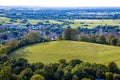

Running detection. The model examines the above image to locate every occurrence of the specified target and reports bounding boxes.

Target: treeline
[2,8,120,20]
[1,28,120,80]
[62,28,120,46]
[0,32,46,62]
[1,58,120,80]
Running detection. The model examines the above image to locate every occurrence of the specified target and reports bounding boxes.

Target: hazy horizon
[0,0,120,7]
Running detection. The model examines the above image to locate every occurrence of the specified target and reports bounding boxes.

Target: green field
[0,17,10,24]
[10,41,120,67]
[70,19,120,28]
[1,16,120,29]
[67,19,120,28]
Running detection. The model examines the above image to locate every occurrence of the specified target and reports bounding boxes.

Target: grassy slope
[10,41,120,66]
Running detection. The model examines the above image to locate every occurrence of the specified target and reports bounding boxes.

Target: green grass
[28,20,43,24]
[65,19,120,28]
[10,41,120,67]
[0,17,10,24]
[48,20,63,24]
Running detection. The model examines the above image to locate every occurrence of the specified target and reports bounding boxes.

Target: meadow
[68,19,120,28]
[10,41,120,67]
[0,17,63,24]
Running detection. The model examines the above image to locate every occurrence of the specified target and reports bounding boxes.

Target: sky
[0,0,120,7]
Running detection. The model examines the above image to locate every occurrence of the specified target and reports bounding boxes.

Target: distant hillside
[10,41,120,67]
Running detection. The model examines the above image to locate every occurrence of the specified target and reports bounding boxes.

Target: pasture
[68,19,120,28]
[10,41,120,67]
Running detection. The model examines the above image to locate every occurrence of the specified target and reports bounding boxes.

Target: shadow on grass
[9,42,49,58]
[9,47,31,58]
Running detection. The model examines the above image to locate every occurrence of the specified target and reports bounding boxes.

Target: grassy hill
[10,41,120,67]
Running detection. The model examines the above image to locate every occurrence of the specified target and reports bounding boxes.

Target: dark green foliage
[0,66,12,80]
[30,74,45,80]
[22,32,41,44]
[54,69,64,80]
[117,38,120,46]
[89,35,96,43]
[110,38,118,46]
[14,58,28,74]
[107,62,119,73]
[1,58,120,80]
[4,58,28,74]
[62,70,72,80]
[0,46,10,54]
[42,64,58,80]
[5,39,20,52]
[69,59,82,67]
[79,34,89,42]
[71,62,93,79]
[11,74,21,80]
[71,62,107,79]
[58,59,67,65]
[30,62,44,71]
[19,68,33,80]
[62,28,78,40]
[72,75,79,80]
[106,34,115,45]
[97,35,106,44]
[0,53,8,62]
[105,72,113,80]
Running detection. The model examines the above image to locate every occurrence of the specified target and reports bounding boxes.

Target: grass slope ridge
[10,41,120,66]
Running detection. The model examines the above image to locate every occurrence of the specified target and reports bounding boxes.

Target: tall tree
[97,35,106,44]
[21,32,41,45]
[117,38,120,46]
[62,28,78,40]
[89,35,96,43]
[107,62,119,73]
[106,34,115,45]
[110,38,118,46]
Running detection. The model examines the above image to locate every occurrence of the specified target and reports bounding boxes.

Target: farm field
[68,19,120,28]
[10,41,120,67]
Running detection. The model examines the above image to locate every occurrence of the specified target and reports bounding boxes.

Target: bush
[105,72,113,80]
[30,74,45,80]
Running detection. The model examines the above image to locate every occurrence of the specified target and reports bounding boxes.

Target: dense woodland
[1,57,120,80]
